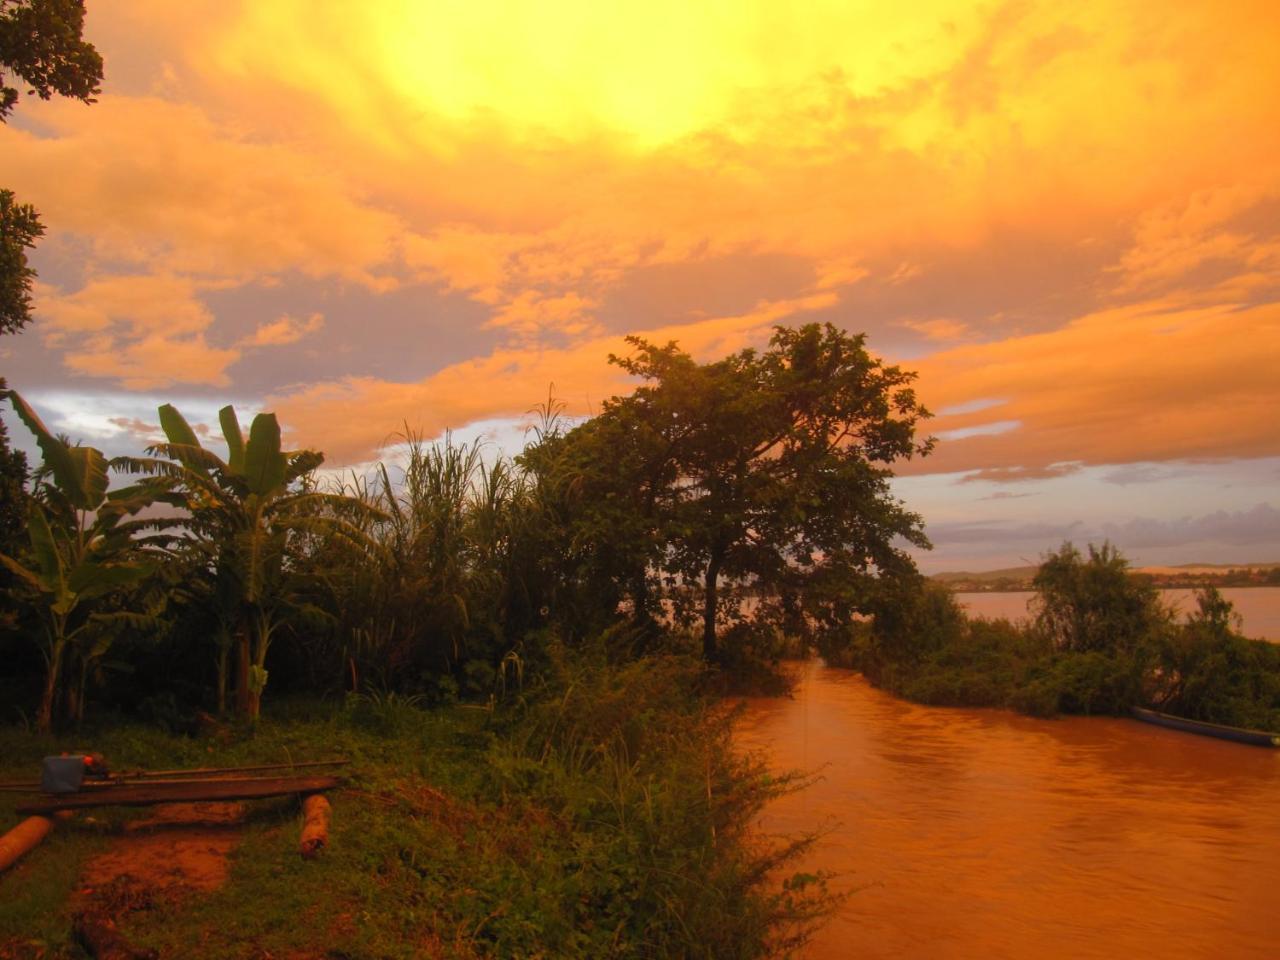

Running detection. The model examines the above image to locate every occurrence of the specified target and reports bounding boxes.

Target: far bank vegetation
[835,543,1280,731]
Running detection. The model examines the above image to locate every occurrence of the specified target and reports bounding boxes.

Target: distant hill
[1135,562,1280,575]
[931,561,1280,592]
[932,565,1038,584]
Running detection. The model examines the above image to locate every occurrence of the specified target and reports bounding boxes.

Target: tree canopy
[1032,541,1169,654]
[0,0,102,335]
[0,190,43,336]
[536,322,934,661]
[0,0,102,120]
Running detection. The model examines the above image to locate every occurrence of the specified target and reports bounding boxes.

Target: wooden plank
[113,758,349,780]
[0,759,349,791]
[16,775,341,814]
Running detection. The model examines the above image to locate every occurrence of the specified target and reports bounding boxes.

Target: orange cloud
[487,292,599,338]
[68,0,1278,330]
[909,296,1280,476]
[34,275,240,389]
[898,318,971,342]
[241,312,325,347]
[64,333,239,390]
[270,293,838,463]
[0,96,407,288]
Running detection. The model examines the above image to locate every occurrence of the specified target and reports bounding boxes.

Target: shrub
[1032,542,1169,654]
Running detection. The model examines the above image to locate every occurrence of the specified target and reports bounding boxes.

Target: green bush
[1153,588,1280,730]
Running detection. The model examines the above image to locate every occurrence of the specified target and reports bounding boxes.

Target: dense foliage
[1,323,935,730]
[837,542,1280,730]
[522,324,933,663]
[0,0,102,120]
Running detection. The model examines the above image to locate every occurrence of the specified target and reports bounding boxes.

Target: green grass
[0,653,831,959]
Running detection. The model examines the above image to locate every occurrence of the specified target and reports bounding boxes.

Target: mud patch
[78,803,245,897]
[68,803,246,958]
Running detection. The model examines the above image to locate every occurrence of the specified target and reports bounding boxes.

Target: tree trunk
[71,656,89,728]
[234,629,250,718]
[216,640,229,716]
[37,639,65,735]
[702,551,723,662]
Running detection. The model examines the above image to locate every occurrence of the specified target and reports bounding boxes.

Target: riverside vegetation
[827,542,1280,731]
[0,322,928,957]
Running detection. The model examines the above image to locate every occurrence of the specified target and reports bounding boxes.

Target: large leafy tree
[0,190,43,336]
[550,323,934,661]
[0,390,174,731]
[119,404,384,719]
[517,398,674,644]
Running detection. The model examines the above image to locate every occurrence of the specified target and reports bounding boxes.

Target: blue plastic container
[41,755,86,794]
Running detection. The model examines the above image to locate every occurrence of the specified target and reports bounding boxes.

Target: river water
[737,660,1280,959]
[956,587,1280,641]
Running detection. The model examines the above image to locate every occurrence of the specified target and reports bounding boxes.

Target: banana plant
[117,402,386,719]
[0,390,178,732]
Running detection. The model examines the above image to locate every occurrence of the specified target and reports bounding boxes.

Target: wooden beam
[112,758,350,780]
[16,776,341,814]
[0,759,349,791]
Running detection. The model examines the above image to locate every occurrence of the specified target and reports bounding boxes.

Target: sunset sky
[3,0,1278,571]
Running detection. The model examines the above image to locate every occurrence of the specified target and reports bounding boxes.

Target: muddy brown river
[736,660,1280,959]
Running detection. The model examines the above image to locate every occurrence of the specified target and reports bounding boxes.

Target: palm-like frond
[285,449,325,484]
[139,443,229,475]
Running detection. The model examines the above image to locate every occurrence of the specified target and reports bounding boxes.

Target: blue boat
[1131,707,1280,747]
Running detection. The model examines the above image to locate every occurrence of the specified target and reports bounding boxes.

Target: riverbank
[0,653,830,959]
[829,574,1280,731]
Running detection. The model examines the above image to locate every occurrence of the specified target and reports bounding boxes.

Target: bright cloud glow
[2,0,1278,568]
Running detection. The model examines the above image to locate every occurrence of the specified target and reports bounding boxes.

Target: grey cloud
[956,462,1084,485]
[925,519,1084,546]
[925,503,1280,554]
[1101,503,1280,549]
[1102,464,1191,486]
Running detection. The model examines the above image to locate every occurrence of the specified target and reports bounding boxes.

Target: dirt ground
[79,802,246,897]
[70,803,246,959]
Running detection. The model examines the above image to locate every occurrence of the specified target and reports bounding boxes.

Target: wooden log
[0,815,56,872]
[299,793,332,859]
[16,775,340,814]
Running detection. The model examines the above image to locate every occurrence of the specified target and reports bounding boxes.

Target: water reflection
[737,660,1280,959]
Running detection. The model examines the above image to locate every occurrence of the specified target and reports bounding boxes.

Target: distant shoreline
[948,583,1280,593]
[934,563,1280,594]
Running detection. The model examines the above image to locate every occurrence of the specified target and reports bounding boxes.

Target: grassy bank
[0,650,830,960]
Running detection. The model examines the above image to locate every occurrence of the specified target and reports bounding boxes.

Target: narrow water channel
[736,660,1280,959]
